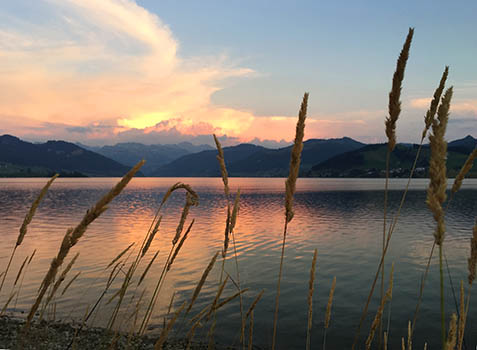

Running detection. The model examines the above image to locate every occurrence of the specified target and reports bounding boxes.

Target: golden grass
[168,219,194,271]
[107,242,135,269]
[245,289,263,320]
[248,310,254,350]
[154,301,187,350]
[468,221,477,285]
[306,248,317,350]
[457,280,465,350]
[353,28,415,350]
[40,252,80,320]
[13,256,28,287]
[24,160,144,332]
[385,28,414,152]
[380,26,414,349]
[427,87,453,245]
[2,28,477,350]
[365,263,394,350]
[325,276,336,329]
[0,174,58,294]
[445,313,457,350]
[186,251,219,315]
[138,250,159,286]
[142,216,162,258]
[272,92,308,350]
[61,271,81,296]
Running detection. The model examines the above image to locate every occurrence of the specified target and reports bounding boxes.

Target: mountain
[80,142,213,175]
[308,138,476,178]
[448,135,477,154]
[152,137,365,177]
[0,135,136,177]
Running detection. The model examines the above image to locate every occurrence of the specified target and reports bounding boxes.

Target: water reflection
[0,177,477,349]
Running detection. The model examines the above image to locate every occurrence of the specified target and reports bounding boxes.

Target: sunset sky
[0,0,476,147]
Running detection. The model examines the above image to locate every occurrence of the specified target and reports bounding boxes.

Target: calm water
[0,177,476,349]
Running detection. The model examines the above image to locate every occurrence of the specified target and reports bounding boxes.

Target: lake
[0,177,476,349]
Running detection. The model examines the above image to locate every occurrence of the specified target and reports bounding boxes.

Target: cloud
[0,1,262,139]
[0,0,395,145]
[410,97,477,114]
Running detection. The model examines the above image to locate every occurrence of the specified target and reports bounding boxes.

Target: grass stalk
[365,264,394,350]
[306,249,317,350]
[24,161,143,332]
[248,310,254,350]
[323,276,336,350]
[272,92,308,350]
[14,250,36,310]
[0,174,58,294]
[353,27,414,349]
[138,185,198,335]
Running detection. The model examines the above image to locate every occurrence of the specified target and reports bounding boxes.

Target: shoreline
[0,315,235,350]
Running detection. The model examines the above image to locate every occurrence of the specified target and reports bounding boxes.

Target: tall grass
[272,92,308,350]
[1,27,477,350]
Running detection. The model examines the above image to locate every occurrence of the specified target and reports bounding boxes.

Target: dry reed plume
[306,249,317,350]
[323,276,336,350]
[245,290,264,320]
[385,27,414,152]
[23,160,144,331]
[427,87,453,245]
[40,252,80,320]
[168,219,194,271]
[353,28,414,350]
[212,134,245,349]
[468,221,477,285]
[154,301,187,349]
[213,134,230,198]
[13,256,28,287]
[0,174,58,294]
[107,242,135,269]
[380,26,413,348]
[452,148,477,194]
[446,313,457,350]
[61,272,81,296]
[142,217,162,257]
[365,264,394,350]
[186,251,219,315]
[138,250,160,286]
[423,67,449,139]
[272,92,308,350]
[325,276,336,329]
[457,280,465,350]
[139,183,198,334]
[248,310,254,350]
[426,87,453,346]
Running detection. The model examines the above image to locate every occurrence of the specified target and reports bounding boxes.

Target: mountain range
[152,137,365,177]
[78,142,213,176]
[0,135,133,177]
[1,134,476,178]
[309,135,477,177]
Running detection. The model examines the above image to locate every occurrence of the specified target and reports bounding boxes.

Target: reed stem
[439,243,446,347]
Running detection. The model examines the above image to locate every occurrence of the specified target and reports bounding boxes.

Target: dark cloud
[66,126,93,133]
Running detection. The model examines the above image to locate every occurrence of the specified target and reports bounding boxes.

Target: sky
[0,0,476,147]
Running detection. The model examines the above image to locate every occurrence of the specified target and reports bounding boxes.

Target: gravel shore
[0,315,235,350]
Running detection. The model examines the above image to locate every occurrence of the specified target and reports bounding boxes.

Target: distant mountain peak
[0,134,21,143]
[0,135,134,177]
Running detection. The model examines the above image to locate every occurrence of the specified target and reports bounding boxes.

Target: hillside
[0,135,136,177]
[80,142,213,176]
[309,135,477,178]
[152,137,365,177]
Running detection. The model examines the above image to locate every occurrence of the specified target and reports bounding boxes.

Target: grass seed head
[385,27,414,151]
